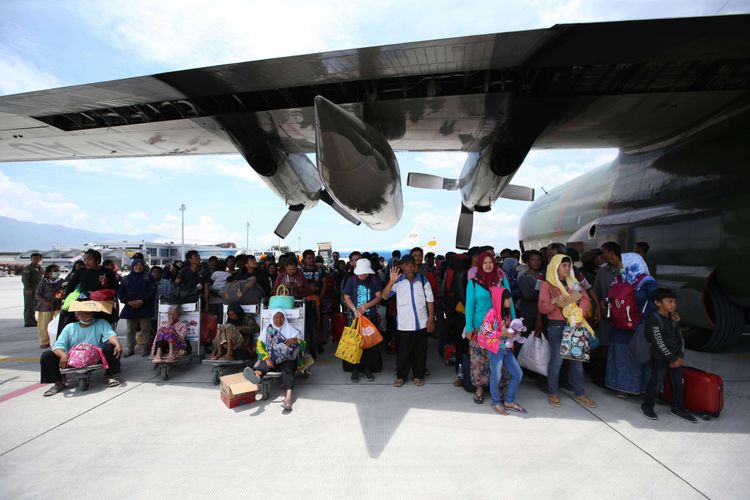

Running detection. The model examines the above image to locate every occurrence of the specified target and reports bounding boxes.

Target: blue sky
[1,0,746,254]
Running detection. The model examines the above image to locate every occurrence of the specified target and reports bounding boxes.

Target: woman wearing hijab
[119,258,156,357]
[605,252,659,397]
[244,310,305,412]
[210,303,258,360]
[464,251,514,404]
[538,254,596,408]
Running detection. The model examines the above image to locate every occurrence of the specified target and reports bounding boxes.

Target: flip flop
[242,367,261,384]
[43,385,64,397]
[504,403,528,414]
[281,401,293,412]
[107,379,121,388]
[490,403,508,415]
[473,392,484,404]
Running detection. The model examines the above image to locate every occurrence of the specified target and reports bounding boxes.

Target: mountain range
[0,215,165,251]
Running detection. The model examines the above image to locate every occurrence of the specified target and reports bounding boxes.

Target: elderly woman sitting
[151,305,189,363]
[40,310,123,396]
[243,310,305,412]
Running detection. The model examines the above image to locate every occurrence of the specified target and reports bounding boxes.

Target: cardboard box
[219,372,257,409]
[68,300,114,314]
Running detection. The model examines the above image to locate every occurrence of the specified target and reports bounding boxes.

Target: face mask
[79,318,95,325]
[51,272,61,279]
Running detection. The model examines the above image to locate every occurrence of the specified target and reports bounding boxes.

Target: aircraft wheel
[683,281,743,353]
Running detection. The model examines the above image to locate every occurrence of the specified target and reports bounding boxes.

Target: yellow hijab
[545,254,594,335]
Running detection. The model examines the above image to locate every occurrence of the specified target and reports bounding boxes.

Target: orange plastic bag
[359,315,383,349]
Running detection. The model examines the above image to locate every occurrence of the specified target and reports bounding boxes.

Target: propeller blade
[407,172,459,191]
[500,184,535,202]
[274,206,304,239]
[319,190,361,226]
[456,204,474,250]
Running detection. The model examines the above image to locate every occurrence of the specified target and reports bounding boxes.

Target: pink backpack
[606,275,647,331]
[67,343,108,369]
[478,287,507,354]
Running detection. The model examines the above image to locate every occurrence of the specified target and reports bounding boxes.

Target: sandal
[414,378,425,387]
[473,392,484,404]
[106,379,121,388]
[393,379,405,388]
[490,403,508,415]
[504,402,528,414]
[43,385,64,397]
[281,401,293,412]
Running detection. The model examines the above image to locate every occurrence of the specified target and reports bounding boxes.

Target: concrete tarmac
[0,275,748,499]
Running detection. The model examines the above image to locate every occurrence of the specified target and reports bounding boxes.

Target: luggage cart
[152,301,201,381]
[202,304,261,385]
[60,364,104,391]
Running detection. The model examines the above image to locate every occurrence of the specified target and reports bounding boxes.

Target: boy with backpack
[641,288,697,423]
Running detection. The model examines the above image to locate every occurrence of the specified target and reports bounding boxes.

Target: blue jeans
[489,348,523,405]
[547,322,585,397]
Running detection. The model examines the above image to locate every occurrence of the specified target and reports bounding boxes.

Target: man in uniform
[22,252,43,327]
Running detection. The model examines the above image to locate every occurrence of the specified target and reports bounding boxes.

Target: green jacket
[22,264,43,292]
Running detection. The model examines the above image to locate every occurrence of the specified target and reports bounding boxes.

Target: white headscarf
[258,309,302,344]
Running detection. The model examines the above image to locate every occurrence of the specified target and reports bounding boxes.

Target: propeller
[319,190,361,226]
[456,204,474,250]
[274,205,305,239]
[407,173,460,191]
[500,185,535,201]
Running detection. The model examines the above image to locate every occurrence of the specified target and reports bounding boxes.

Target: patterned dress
[152,321,188,354]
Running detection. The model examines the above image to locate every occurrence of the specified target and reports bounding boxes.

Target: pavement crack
[563,392,711,500]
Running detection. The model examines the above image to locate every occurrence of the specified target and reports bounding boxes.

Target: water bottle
[457,363,464,380]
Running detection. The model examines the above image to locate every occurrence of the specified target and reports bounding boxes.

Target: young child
[641,288,697,423]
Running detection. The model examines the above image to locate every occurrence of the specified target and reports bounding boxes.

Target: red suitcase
[443,344,456,366]
[332,312,346,342]
[662,366,724,418]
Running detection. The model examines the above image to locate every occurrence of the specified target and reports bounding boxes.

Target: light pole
[245,221,250,252]
[179,204,186,260]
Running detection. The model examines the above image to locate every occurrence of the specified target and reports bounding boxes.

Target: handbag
[223,277,264,305]
[359,315,383,349]
[629,322,651,364]
[335,319,363,364]
[518,333,550,376]
[560,325,591,362]
[269,284,295,309]
[67,343,108,369]
[61,286,81,312]
[89,289,116,301]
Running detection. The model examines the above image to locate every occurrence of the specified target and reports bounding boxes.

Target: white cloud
[70,0,370,69]
[0,50,65,96]
[412,152,469,175]
[50,156,265,184]
[0,170,89,225]
[146,214,245,246]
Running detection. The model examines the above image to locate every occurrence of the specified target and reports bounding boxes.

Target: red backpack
[606,275,647,330]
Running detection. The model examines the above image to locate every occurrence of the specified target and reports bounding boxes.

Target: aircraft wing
[1,14,749,163]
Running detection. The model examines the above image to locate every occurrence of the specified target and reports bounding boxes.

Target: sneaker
[351,372,360,383]
[574,395,597,408]
[364,369,375,382]
[670,408,698,423]
[641,404,658,421]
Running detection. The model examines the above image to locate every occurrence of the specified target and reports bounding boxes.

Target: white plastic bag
[518,332,550,376]
[47,314,59,346]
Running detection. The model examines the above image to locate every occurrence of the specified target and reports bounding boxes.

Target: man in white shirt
[382,255,435,388]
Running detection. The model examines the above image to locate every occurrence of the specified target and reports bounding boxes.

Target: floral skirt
[215,324,248,351]
[469,338,490,387]
[152,325,187,354]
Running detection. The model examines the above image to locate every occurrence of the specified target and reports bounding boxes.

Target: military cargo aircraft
[0,14,748,350]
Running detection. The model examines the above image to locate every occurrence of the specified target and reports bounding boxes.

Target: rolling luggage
[461,353,475,393]
[332,312,346,342]
[443,343,456,366]
[662,366,724,418]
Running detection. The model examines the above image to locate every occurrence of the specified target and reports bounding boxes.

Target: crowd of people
[26,239,698,422]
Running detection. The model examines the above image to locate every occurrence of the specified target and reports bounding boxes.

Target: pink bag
[478,286,508,354]
[67,343,108,369]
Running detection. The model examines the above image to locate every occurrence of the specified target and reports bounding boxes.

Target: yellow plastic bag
[335,319,363,364]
